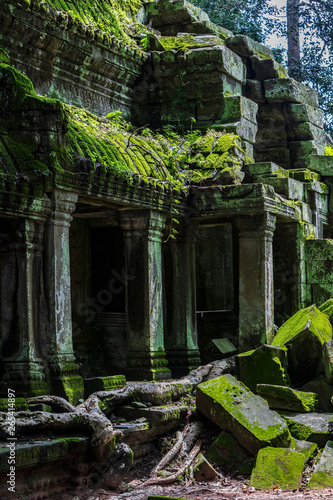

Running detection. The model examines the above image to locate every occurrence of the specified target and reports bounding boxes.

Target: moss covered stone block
[237,344,290,393]
[84,375,126,397]
[300,376,333,412]
[291,438,317,462]
[283,103,324,128]
[308,155,333,176]
[256,384,318,413]
[193,453,217,481]
[0,398,28,411]
[225,34,274,60]
[251,56,288,80]
[308,441,333,489]
[250,447,306,490]
[196,375,291,455]
[206,430,255,473]
[271,305,332,384]
[282,412,333,448]
[264,79,319,107]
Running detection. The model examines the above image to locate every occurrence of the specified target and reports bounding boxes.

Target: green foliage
[32,0,149,51]
[191,0,278,42]
[326,145,333,156]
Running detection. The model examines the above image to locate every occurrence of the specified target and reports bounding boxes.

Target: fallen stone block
[308,441,333,489]
[196,375,291,455]
[292,439,317,462]
[206,430,255,473]
[282,412,333,448]
[202,338,237,363]
[300,376,333,412]
[271,304,332,384]
[114,405,188,424]
[193,453,218,481]
[250,447,306,490]
[256,384,318,413]
[237,344,290,393]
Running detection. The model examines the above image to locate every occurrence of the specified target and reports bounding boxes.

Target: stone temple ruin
[1,0,333,496]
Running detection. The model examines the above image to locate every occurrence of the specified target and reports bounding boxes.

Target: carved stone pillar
[121,209,171,381]
[165,221,200,377]
[45,190,84,403]
[236,213,276,351]
[0,217,50,397]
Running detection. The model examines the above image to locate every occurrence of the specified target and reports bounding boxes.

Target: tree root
[152,430,183,476]
[142,438,202,486]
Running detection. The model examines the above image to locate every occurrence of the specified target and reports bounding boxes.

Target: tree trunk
[287,0,301,79]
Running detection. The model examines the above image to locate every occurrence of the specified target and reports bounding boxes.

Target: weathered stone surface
[196,375,291,455]
[185,45,246,83]
[206,357,237,380]
[308,441,333,489]
[290,141,326,169]
[271,305,333,384]
[292,439,317,462]
[213,118,257,144]
[283,103,324,128]
[322,341,333,385]
[256,384,318,413]
[300,376,333,412]
[206,430,255,473]
[202,338,237,363]
[193,453,218,481]
[244,79,266,103]
[225,34,274,60]
[282,412,333,448]
[264,79,319,107]
[115,405,188,424]
[250,447,306,490]
[84,375,127,396]
[245,161,288,178]
[257,177,304,202]
[287,122,327,143]
[237,344,290,393]
[219,96,258,124]
[308,155,333,176]
[250,56,288,80]
[289,168,321,183]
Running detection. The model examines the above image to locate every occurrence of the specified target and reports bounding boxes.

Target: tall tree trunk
[287,0,301,79]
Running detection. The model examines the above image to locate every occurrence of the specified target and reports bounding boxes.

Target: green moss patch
[256,384,318,413]
[271,305,333,384]
[196,375,291,455]
[250,447,305,490]
[308,441,333,489]
[237,344,290,393]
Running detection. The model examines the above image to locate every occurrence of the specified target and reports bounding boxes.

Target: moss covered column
[45,189,84,404]
[121,209,171,381]
[236,213,276,351]
[165,221,201,377]
[0,217,50,397]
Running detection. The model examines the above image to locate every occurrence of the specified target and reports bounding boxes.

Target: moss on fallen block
[271,305,333,384]
[308,441,333,489]
[250,447,306,490]
[196,375,291,455]
[237,344,290,392]
[256,384,318,413]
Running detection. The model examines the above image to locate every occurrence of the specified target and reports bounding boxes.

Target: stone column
[236,213,276,351]
[165,221,200,377]
[121,209,171,381]
[0,217,50,397]
[273,221,309,326]
[45,189,84,404]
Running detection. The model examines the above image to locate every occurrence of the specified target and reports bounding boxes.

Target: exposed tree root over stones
[0,360,235,489]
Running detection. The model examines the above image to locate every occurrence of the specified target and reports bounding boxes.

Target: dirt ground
[58,451,333,500]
